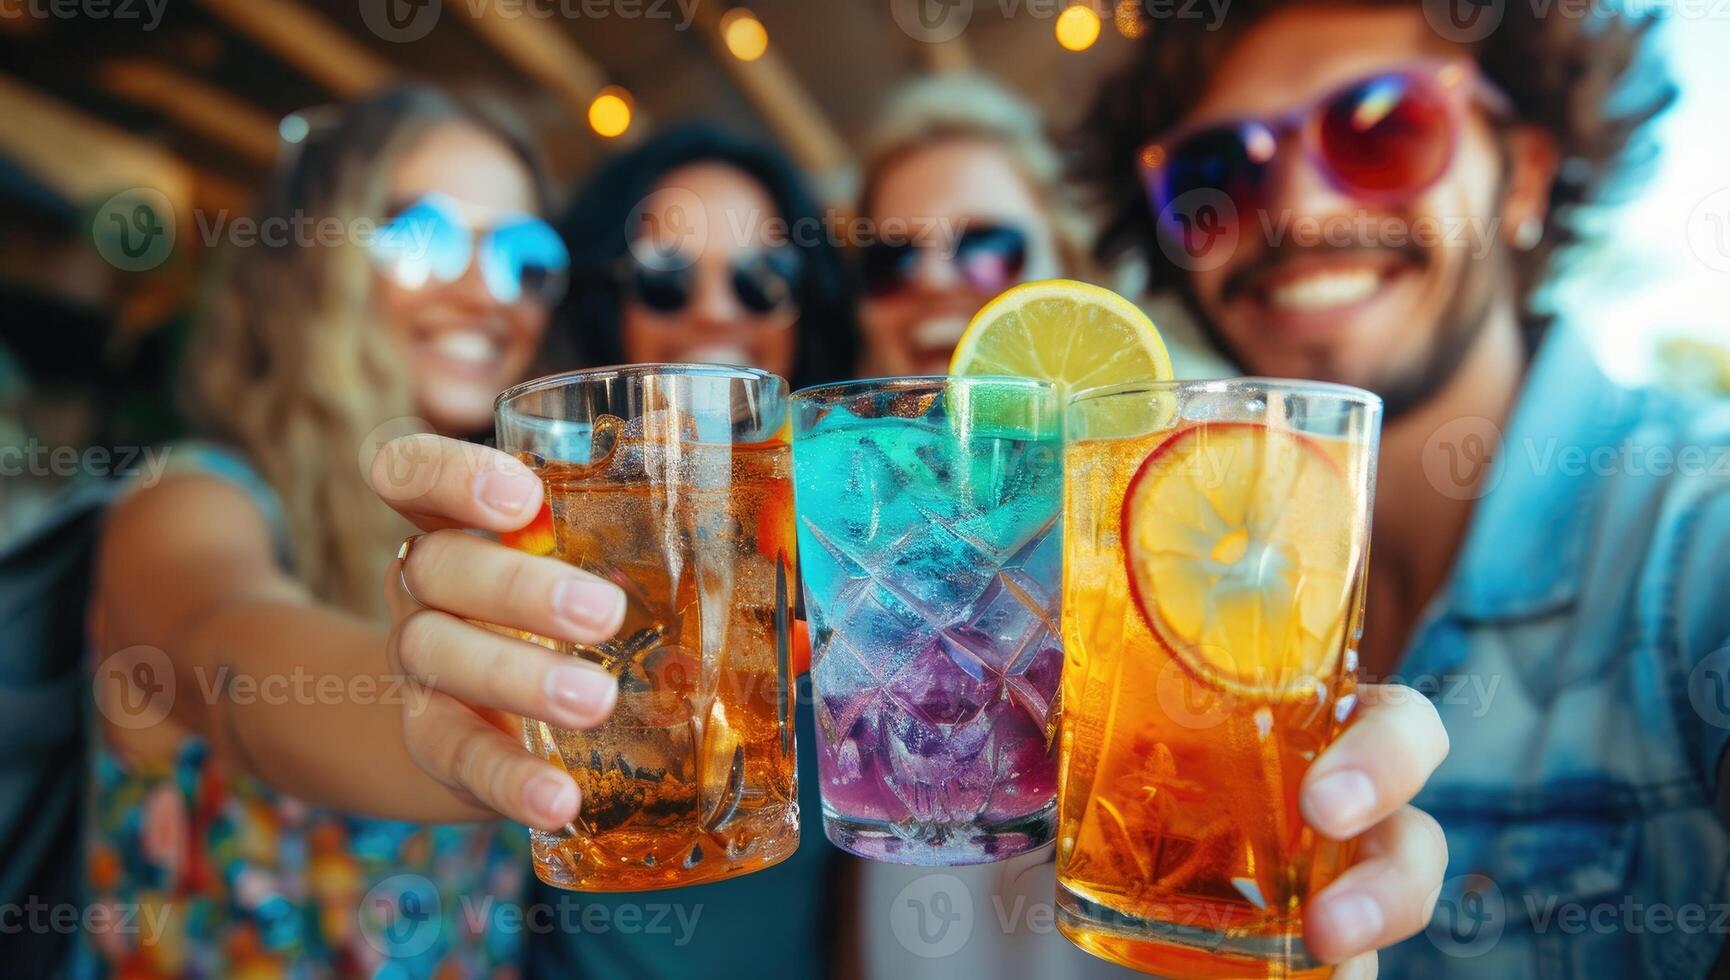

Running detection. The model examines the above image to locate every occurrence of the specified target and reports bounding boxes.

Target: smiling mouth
[425,329,503,372]
[1265,267,1383,312]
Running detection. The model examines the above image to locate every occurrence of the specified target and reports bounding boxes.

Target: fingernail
[1304,769,1376,835]
[475,470,539,517]
[545,664,618,725]
[1320,891,1383,953]
[553,578,625,633]
[527,774,579,822]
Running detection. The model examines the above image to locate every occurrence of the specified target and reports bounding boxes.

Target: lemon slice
[1123,422,1359,702]
[949,279,1173,400]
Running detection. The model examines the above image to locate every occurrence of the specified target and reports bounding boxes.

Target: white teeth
[1267,269,1380,312]
[913,315,969,350]
[431,331,498,365]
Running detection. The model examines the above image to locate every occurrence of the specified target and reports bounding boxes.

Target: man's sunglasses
[369,193,570,305]
[860,223,1028,297]
[623,249,802,319]
[1137,61,1513,235]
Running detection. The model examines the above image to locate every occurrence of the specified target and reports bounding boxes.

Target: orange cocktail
[496,365,799,891]
[1056,379,1380,977]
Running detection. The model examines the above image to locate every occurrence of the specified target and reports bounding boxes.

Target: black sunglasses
[859,223,1028,297]
[621,249,802,319]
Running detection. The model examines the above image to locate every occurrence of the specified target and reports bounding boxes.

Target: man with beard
[1082,2,1730,975]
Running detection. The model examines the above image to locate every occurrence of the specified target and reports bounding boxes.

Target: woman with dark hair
[516,123,849,980]
[556,123,857,389]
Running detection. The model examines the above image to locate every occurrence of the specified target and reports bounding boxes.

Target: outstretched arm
[91,462,623,825]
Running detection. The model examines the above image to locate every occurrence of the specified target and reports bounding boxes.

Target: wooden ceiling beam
[691,3,852,200]
[98,59,282,166]
[0,72,248,217]
[194,0,395,97]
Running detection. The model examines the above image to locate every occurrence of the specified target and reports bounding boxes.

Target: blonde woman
[86,86,624,977]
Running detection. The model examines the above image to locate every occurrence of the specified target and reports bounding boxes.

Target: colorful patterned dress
[81,444,527,979]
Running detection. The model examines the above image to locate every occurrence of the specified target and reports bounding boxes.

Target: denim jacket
[1382,328,1730,978]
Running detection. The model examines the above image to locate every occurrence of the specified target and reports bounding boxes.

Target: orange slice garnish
[1122,421,1359,701]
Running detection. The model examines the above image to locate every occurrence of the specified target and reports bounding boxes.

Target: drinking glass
[1056,378,1380,976]
[495,364,799,890]
[791,376,1063,864]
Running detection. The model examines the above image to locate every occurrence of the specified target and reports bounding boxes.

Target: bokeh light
[1114,0,1146,38]
[1056,5,1102,52]
[721,9,769,62]
[588,86,633,138]
[278,112,310,145]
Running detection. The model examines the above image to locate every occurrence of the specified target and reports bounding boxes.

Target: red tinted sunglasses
[1137,61,1512,235]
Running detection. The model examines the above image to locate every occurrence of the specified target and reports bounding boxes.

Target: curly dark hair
[1078,0,1674,346]
[554,123,858,390]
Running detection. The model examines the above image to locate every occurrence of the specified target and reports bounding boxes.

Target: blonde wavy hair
[858,73,1094,277]
[185,86,549,619]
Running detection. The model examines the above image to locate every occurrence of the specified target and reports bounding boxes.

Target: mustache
[1222,241,1426,301]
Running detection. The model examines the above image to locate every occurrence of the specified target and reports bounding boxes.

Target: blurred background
[5,2,1729,428]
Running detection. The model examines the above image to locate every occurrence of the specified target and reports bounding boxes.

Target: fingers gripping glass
[369,193,570,305]
[860,223,1028,297]
[624,249,803,320]
[1136,60,1512,235]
